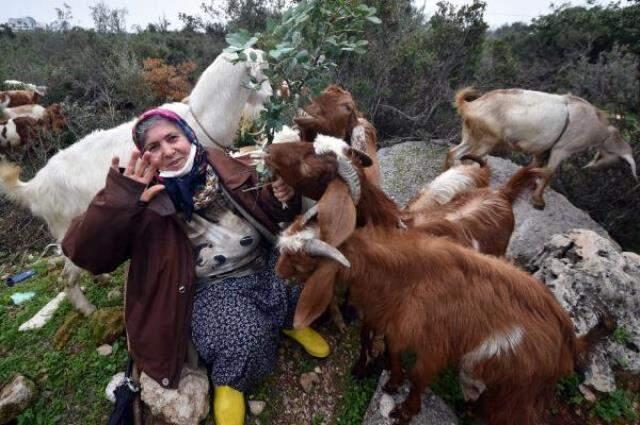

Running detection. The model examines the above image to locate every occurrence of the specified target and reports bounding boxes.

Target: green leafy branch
[224,0,380,145]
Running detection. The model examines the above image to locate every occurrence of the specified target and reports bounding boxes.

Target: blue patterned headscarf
[132,108,209,220]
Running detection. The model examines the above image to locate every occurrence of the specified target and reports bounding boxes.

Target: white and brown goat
[447,87,637,209]
[0,89,41,107]
[276,154,613,425]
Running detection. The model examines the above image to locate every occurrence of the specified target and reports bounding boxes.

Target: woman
[62,108,329,425]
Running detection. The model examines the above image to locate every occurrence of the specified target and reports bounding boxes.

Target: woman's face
[143,120,192,172]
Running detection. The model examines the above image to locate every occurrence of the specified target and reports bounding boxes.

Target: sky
[0,0,609,31]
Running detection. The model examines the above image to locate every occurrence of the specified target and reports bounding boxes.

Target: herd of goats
[0,48,637,424]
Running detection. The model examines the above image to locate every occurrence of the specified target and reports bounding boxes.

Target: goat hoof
[389,406,411,424]
[531,198,546,210]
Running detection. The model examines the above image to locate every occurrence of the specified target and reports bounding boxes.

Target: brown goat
[294,84,382,186]
[276,171,613,425]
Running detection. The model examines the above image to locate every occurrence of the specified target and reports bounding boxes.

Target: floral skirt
[190,249,300,392]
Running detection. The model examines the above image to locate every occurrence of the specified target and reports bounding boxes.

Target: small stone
[314,366,322,374]
[97,344,113,356]
[248,400,266,416]
[299,372,319,393]
[107,289,122,302]
[379,393,395,418]
[94,274,111,285]
[578,384,597,402]
[0,374,38,424]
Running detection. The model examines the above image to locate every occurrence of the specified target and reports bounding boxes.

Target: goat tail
[574,308,616,372]
[500,166,547,204]
[455,87,481,112]
[0,160,29,205]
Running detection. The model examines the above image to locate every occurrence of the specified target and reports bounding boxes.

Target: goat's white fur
[462,326,525,369]
[2,104,46,120]
[0,119,19,147]
[277,227,319,253]
[313,134,349,158]
[421,168,477,206]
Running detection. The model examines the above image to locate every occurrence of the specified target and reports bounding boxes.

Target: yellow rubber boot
[213,385,245,425]
[283,327,330,358]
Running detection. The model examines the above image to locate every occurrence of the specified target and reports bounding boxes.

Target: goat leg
[351,324,374,379]
[61,258,96,317]
[382,343,403,395]
[390,359,435,424]
[328,297,347,333]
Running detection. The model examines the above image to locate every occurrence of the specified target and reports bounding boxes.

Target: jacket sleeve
[257,184,302,223]
[62,167,147,275]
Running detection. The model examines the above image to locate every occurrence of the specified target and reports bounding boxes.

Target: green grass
[612,327,633,345]
[593,390,639,424]
[0,260,128,424]
[334,373,377,425]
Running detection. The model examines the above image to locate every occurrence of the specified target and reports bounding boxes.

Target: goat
[447,87,637,209]
[0,90,41,107]
[403,155,490,213]
[0,103,66,132]
[263,136,542,256]
[0,48,272,316]
[294,85,382,186]
[275,160,613,425]
[0,117,41,148]
[1,104,47,121]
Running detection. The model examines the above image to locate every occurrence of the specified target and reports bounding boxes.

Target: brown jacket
[62,148,300,388]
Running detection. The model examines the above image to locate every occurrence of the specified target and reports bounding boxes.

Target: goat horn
[300,204,319,226]
[303,239,351,268]
[336,157,361,204]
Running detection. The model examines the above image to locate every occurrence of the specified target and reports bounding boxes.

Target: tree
[51,3,73,32]
[90,1,128,33]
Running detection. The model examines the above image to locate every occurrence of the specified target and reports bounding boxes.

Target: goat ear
[316,178,356,247]
[347,147,373,168]
[293,259,339,329]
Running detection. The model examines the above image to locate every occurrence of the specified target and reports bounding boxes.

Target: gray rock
[140,365,209,425]
[0,374,38,424]
[249,400,266,416]
[487,156,615,265]
[363,371,458,425]
[377,142,613,265]
[378,141,448,207]
[96,344,113,356]
[528,229,640,392]
[107,288,122,302]
[299,372,320,393]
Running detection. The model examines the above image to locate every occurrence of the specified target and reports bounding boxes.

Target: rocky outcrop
[528,229,640,392]
[363,371,458,425]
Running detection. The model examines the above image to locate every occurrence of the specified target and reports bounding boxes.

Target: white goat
[447,88,637,209]
[0,49,272,316]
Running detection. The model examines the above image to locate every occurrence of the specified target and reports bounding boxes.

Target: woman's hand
[272,177,295,203]
[112,150,165,203]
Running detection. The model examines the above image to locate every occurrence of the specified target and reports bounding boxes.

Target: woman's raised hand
[112,150,165,203]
